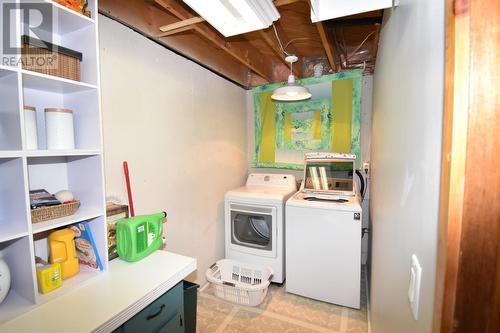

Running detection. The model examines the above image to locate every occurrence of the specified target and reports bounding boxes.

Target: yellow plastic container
[36,262,62,294]
[48,228,79,279]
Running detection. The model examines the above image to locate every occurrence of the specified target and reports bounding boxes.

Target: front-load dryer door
[228,203,277,258]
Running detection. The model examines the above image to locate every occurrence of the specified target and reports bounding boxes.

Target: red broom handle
[123,161,135,217]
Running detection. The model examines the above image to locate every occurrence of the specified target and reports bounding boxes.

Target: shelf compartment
[33,215,107,304]
[32,209,103,234]
[27,155,105,212]
[0,237,37,323]
[23,84,102,150]
[22,69,98,93]
[36,263,102,305]
[0,69,22,150]
[21,8,98,86]
[0,158,29,240]
[25,149,101,157]
[42,0,96,34]
[33,215,106,270]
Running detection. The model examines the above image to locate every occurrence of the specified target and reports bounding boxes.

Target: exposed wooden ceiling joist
[99,0,251,87]
[99,0,383,88]
[155,0,273,82]
[274,0,305,7]
[159,16,204,32]
[332,17,384,27]
[157,25,194,38]
[315,22,338,71]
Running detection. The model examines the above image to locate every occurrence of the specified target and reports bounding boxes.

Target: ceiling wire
[283,37,312,49]
[346,31,376,61]
[272,23,290,56]
[341,27,348,64]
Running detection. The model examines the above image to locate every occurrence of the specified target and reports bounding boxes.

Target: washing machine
[225,173,297,284]
[285,153,362,309]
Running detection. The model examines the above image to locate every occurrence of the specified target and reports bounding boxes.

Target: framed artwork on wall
[253,70,362,170]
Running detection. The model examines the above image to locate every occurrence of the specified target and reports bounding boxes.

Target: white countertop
[0,251,197,333]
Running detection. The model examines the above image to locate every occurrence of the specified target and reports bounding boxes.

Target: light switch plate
[408,254,422,320]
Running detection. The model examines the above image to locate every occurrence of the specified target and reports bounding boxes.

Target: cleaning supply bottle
[116,212,166,262]
[48,228,79,279]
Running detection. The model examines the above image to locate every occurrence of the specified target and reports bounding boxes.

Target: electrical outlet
[408,254,422,320]
[363,162,370,174]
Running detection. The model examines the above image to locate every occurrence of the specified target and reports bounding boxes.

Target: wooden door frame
[433,0,500,332]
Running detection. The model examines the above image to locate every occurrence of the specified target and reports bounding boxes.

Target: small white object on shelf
[45,108,75,149]
[55,190,74,203]
[206,259,272,307]
[0,259,11,305]
[23,106,38,150]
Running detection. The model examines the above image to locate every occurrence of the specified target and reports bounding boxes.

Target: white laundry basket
[206,259,273,307]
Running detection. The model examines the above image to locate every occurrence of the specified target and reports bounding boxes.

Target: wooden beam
[155,0,273,81]
[274,0,303,7]
[159,16,204,32]
[315,22,337,71]
[331,17,383,27]
[157,25,195,38]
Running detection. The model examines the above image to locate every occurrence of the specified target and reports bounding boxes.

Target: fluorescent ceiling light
[310,0,397,23]
[182,0,280,37]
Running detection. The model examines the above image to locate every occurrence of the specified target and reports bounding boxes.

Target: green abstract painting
[253,70,362,170]
[276,99,331,151]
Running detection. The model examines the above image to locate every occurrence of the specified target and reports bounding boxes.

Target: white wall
[370,0,444,332]
[99,15,248,284]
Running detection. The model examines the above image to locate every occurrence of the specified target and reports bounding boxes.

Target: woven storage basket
[21,35,82,81]
[31,201,80,223]
[206,259,273,307]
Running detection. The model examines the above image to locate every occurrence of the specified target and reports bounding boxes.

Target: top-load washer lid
[301,152,356,199]
[225,173,297,204]
[286,191,362,212]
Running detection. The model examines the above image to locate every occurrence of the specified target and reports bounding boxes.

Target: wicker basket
[21,35,82,81]
[31,201,80,223]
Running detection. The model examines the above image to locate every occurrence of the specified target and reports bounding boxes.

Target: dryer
[225,173,297,283]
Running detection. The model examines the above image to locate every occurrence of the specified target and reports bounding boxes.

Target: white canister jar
[24,105,38,150]
[0,258,11,304]
[45,108,75,150]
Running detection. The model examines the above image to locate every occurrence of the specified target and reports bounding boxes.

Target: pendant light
[272,55,312,102]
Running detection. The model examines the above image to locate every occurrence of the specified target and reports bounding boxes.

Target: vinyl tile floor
[196,268,369,333]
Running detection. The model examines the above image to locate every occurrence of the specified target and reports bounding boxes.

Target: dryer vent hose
[355,169,366,200]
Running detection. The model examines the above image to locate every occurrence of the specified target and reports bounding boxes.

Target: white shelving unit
[0,0,105,323]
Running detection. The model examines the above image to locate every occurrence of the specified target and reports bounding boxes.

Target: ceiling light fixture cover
[272,55,312,102]
[182,0,280,37]
[310,0,398,22]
